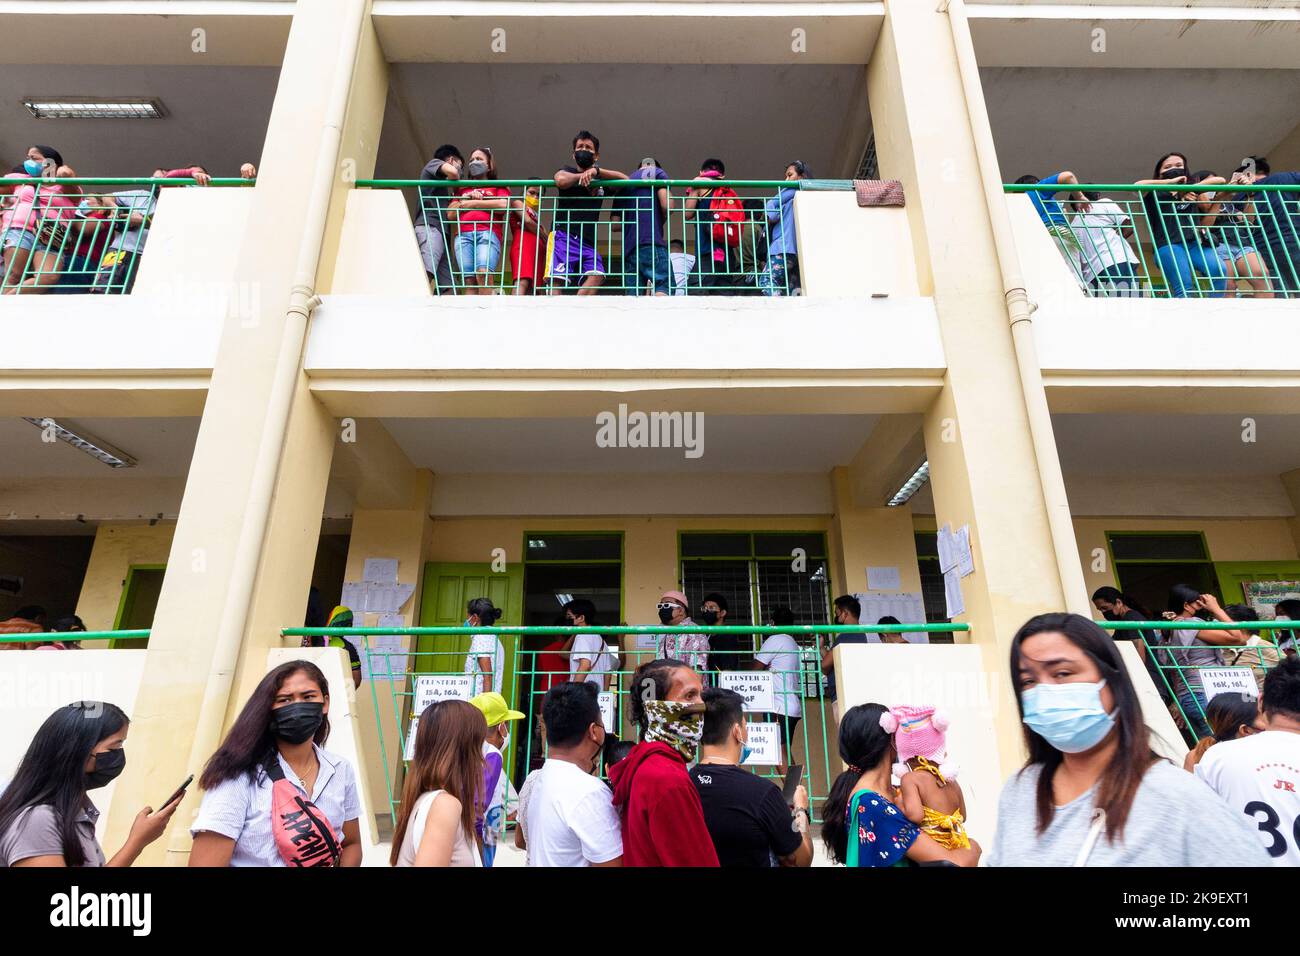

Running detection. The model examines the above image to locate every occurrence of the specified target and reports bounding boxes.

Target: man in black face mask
[550,130,628,295]
[700,592,749,673]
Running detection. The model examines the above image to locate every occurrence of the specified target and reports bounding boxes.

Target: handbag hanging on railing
[854,179,906,207]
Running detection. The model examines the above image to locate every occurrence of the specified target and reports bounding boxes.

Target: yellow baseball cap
[469,691,525,725]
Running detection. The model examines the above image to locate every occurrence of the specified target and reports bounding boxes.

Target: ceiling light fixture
[22,418,137,468]
[554,593,574,607]
[886,459,929,507]
[23,98,166,120]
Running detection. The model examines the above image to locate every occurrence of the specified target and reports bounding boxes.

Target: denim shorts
[1,228,36,252]
[454,229,502,274]
[1215,242,1257,263]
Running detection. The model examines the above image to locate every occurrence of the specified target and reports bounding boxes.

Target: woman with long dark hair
[1183,692,1258,772]
[987,613,1264,865]
[821,702,980,867]
[1158,585,1248,739]
[0,701,179,866]
[1136,152,1227,297]
[391,699,486,867]
[189,661,361,867]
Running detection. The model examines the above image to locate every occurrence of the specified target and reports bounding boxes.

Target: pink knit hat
[880,705,957,780]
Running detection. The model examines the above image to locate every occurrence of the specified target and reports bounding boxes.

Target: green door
[111,564,166,648]
[417,562,524,703]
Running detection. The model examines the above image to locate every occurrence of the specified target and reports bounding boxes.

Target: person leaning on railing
[1014,170,1085,280]
[611,157,671,297]
[507,179,547,295]
[1236,155,1300,295]
[684,157,744,295]
[412,144,463,295]
[1136,152,1227,298]
[1062,191,1142,297]
[550,130,627,295]
[1,146,81,295]
[759,160,809,296]
[1157,585,1249,740]
[1187,168,1273,299]
[447,147,511,295]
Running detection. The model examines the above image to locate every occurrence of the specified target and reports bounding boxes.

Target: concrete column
[869,1,1072,771]
[104,0,387,863]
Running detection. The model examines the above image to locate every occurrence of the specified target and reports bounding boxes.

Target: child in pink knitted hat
[880,704,969,850]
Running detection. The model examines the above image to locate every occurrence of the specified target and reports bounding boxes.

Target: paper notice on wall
[854,592,929,643]
[1200,667,1258,701]
[404,717,419,761]
[718,671,776,712]
[635,633,660,653]
[363,558,399,584]
[955,526,975,578]
[866,566,901,591]
[340,581,415,614]
[943,569,965,618]
[597,691,616,733]
[937,524,957,573]
[740,722,783,766]
[359,633,408,682]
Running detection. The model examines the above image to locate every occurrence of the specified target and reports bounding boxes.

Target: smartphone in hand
[782,765,804,806]
[160,774,194,810]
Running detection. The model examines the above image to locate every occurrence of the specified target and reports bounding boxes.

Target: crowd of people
[0,144,256,294]
[410,131,808,297]
[1020,153,1300,298]
[0,605,86,650]
[5,582,1300,868]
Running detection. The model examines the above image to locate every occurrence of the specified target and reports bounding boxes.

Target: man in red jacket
[608,658,718,866]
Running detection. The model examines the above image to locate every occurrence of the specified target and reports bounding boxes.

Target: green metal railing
[360,177,851,298]
[0,630,150,646]
[0,177,253,295]
[283,621,968,827]
[1097,619,1295,741]
[1006,181,1300,298]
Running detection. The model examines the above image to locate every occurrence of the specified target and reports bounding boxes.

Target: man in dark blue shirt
[1239,156,1300,295]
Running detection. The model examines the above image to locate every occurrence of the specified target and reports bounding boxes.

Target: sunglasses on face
[656,603,682,612]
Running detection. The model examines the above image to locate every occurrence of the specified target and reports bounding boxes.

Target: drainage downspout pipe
[167,0,368,863]
[942,0,1091,616]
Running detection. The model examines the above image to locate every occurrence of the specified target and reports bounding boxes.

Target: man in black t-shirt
[550,130,628,294]
[688,688,812,868]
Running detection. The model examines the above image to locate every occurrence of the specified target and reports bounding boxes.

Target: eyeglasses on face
[656,602,682,612]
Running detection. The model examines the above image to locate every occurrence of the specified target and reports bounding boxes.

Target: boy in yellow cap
[470,691,525,866]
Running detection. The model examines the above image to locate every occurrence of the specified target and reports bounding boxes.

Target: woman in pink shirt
[1,145,81,294]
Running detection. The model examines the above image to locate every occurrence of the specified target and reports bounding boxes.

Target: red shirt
[609,741,719,867]
[453,185,510,241]
[537,639,569,694]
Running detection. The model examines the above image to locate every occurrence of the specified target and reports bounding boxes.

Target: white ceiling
[0,64,279,177]
[0,417,201,479]
[983,67,1300,186]
[376,62,868,181]
[381,414,878,474]
[1052,414,1300,477]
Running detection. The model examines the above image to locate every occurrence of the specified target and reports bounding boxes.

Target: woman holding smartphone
[189,660,362,867]
[0,701,181,867]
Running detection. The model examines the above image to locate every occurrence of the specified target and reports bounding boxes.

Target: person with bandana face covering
[986,613,1267,867]
[608,658,719,866]
[0,701,180,866]
[190,661,362,867]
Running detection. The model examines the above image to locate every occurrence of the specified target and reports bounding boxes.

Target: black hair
[670,239,685,251]
[1274,599,1300,620]
[467,597,501,624]
[821,702,892,865]
[629,658,692,734]
[1255,157,1272,176]
[304,585,327,628]
[1091,586,1150,618]
[701,158,726,176]
[1015,174,1040,185]
[768,605,796,627]
[542,681,602,748]
[433,144,463,163]
[31,146,64,167]
[1011,613,1156,843]
[700,687,745,746]
[1225,604,1259,622]
[877,616,901,626]
[0,702,128,866]
[1262,655,1300,721]
[49,615,85,633]
[602,737,635,777]
[200,660,330,789]
[573,130,599,153]
[13,605,46,622]
[1167,583,1204,616]
[788,160,811,178]
[564,598,598,625]
[833,594,861,620]
[702,592,728,613]
[1152,152,1189,178]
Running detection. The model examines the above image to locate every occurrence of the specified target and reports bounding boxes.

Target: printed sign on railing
[719,671,775,713]
[1200,667,1258,701]
[740,722,783,766]
[413,674,475,716]
[597,691,616,733]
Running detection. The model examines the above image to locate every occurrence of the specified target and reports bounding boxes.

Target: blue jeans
[623,243,671,295]
[1156,243,1226,298]
[1177,688,1211,739]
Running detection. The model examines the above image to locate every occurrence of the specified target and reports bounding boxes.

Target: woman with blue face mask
[986,613,1267,866]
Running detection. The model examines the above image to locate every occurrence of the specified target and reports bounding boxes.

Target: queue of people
[0,144,256,294]
[412,130,807,298]
[1020,153,1300,298]
[5,593,1300,868]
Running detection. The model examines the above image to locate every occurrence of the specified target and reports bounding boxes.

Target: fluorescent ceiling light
[22,418,137,469]
[528,539,547,548]
[554,593,574,607]
[23,98,165,120]
[886,459,929,507]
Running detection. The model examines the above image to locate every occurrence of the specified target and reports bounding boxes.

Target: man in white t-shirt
[463,596,504,696]
[565,598,613,689]
[755,606,804,770]
[1066,193,1141,297]
[1196,655,1300,866]
[522,681,623,867]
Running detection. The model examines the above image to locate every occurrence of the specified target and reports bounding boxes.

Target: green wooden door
[111,564,166,648]
[417,562,524,703]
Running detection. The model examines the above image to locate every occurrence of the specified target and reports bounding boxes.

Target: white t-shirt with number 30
[1196,730,1300,867]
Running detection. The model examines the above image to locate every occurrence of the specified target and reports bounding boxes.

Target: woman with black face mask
[190,661,361,866]
[0,701,180,866]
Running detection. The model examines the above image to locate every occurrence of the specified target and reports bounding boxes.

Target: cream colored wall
[75,523,175,640]
[795,193,922,297]
[1075,516,1300,595]
[327,190,429,296]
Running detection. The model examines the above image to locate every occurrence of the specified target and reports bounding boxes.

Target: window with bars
[915,531,952,631]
